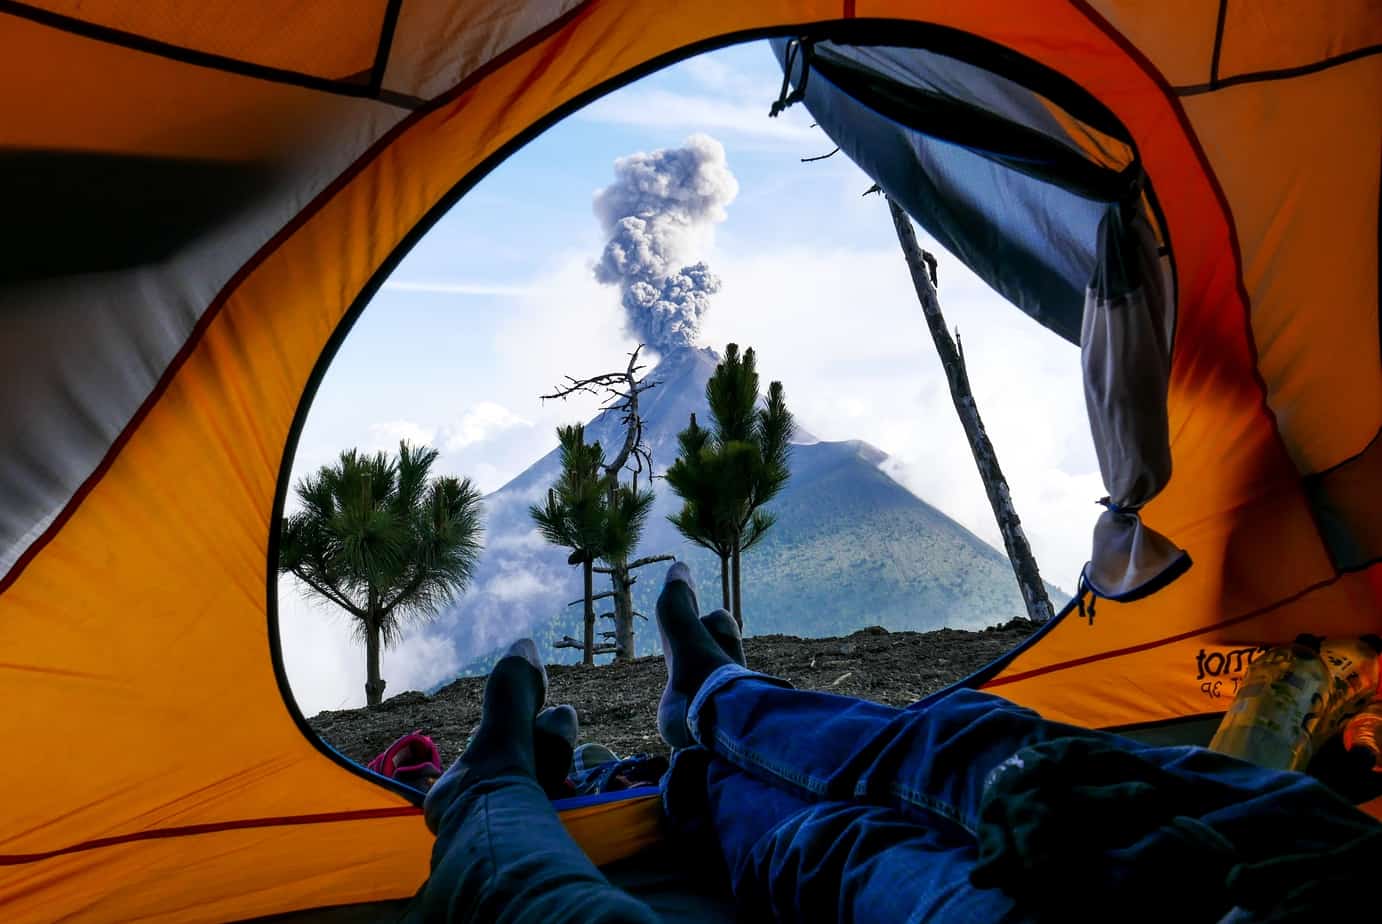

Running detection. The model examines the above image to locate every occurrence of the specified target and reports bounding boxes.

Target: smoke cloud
[593,134,739,352]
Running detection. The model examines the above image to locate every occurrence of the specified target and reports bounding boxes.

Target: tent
[0,2,1378,920]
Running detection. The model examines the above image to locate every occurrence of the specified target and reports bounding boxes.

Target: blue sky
[281,41,1100,713]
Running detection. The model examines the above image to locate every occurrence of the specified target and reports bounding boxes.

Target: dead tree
[543,346,674,659]
[886,197,1055,623]
[555,636,616,656]
[595,554,674,658]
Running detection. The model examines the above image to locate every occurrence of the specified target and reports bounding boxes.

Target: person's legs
[700,757,1026,924]
[407,640,657,924]
[659,560,1096,834]
[657,562,1379,919]
[690,646,1376,852]
[658,571,1026,922]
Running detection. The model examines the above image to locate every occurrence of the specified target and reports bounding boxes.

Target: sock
[459,655,544,781]
[658,563,732,748]
[534,705,577,797]
[701,608,747,667]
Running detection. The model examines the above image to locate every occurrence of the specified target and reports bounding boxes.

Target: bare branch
[554,635,617,655]
[287,568,364,617]
[801,146,839,163]
[627,554,675,570]
[604,346,656,479]
[568,590,616,607]
[538,345,662,490]
[597,553,671,576]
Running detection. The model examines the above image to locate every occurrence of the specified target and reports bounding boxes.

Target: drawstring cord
[1076,567,1097,626]
[770,38,815,118]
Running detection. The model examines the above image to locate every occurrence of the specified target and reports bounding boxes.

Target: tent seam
[0,807,422,867]
[369,0,406,97]
[1175,43,1382,96]
[1208,0,1227,89]
[0,0,424,107]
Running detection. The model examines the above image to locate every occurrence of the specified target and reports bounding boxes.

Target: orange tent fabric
[0,2,1377,920]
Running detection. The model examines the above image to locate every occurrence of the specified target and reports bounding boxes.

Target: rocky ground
[310,620,1037,768]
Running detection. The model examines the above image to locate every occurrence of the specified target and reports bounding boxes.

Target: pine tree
[279,442,483,706]
[667,344,794,627]
[529,424,609,665]
[665,413,736,609]
[597,483,657,660]
[537,348,673,664]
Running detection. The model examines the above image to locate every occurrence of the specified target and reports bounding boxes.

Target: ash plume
[593,134,739,353]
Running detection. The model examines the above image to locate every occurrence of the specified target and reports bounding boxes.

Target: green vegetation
[666,343,794,627]
[279,442,483,706]
[532,349,669,665]
[529,424,611,666]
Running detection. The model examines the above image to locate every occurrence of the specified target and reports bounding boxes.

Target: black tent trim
[368,0,405,97]
[1175,43,1382,96]
[1208,0,1229,89]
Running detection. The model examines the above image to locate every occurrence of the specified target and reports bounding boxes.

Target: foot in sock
[700,608,746,667]
[424,638,546,831]
[657,562,733,749]
[534,704,578,797]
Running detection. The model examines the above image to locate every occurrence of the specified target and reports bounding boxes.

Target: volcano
[432,346,1064,670]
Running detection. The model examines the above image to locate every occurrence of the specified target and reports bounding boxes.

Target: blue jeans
[663,664,1378,923]
[406,772,658,923]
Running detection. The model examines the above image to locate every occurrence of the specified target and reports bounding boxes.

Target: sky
[279,41,1102,715]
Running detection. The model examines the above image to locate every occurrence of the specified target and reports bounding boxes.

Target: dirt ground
[310,619,1037,768]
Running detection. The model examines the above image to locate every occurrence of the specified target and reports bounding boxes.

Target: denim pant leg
[689,665,1377,854]
[687,665,1118,833]
[704,758,1028,924]
[405,774,659,924]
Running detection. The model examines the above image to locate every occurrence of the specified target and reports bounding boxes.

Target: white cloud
[480,567,548,604]
[579,89,817,145]
[489,528,548,553]
[368,419,437,450]
[439,402,532,452]
[681,55,749,95]
[382,279,551,297]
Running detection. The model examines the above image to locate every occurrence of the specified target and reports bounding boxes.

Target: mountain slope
[432,346,1064,671]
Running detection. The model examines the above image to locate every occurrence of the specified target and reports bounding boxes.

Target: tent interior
[1,2,1379,921]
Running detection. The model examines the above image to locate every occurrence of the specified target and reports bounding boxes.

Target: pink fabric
[367,731,442,781]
